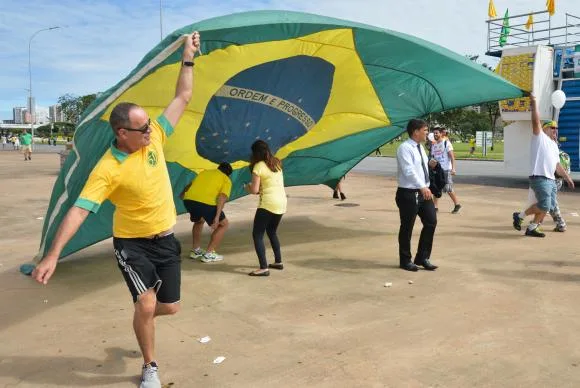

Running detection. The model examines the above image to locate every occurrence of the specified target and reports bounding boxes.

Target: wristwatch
[182,61,194,67]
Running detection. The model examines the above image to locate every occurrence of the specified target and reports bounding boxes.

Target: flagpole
[549,15,551,44]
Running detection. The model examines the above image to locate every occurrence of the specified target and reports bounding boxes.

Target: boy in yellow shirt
[181,162,232,262]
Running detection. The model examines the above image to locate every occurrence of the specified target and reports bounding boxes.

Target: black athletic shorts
[113,234,181,303]
[183,200,226,225]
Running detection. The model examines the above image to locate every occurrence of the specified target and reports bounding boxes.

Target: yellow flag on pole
[525,13,534,30]
[488,0,498,18]
[546,0,555,16]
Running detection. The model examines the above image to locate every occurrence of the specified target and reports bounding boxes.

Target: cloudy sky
[1,0,579,120]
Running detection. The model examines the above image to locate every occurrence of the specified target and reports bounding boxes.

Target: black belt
[397,187,421,192]
[529,175,549,180]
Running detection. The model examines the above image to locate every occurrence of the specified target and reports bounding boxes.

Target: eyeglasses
[123,119,151,134]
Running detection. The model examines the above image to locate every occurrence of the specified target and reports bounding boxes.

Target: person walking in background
[20,129,33,161]
[543,121,571,232]
[550,147,570,232]
[395,119,438,272]
[244,140,287,277]
[181,162,233,262]
[430,127,461,214]
[469,138,476,156]
[333,176,347,200]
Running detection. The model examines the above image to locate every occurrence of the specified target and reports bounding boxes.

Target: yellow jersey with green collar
[183,169,232,205]
[74,115,176,238]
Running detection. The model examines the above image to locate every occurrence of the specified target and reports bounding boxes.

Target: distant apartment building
[36,107,50,124]
[49,104,63,122]
[27,96,36,123]
[12,107,27,124]
[465,105,482,114]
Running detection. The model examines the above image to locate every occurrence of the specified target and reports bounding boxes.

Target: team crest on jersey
[147,150,158,167]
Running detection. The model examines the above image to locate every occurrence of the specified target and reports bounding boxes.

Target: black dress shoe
[400,263,419,272]
[414,259,438,271]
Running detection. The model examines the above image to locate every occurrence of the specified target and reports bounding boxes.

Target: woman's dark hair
[217,162,233,176]
[249,140,282,173]
[406,119,428,137]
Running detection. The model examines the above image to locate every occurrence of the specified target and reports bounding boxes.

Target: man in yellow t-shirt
[32,32,201,388]
[181,162,232,263]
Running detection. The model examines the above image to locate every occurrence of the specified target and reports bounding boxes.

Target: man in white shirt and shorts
[430,126,461,214]
[512,94,574,237]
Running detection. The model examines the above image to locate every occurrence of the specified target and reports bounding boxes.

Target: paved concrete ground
[0,144,65,154]
[1,152,580,388]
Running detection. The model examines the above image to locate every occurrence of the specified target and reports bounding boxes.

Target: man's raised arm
[530,94,542,135]
[163,32,201,129]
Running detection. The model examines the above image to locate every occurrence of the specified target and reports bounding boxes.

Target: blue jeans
[529,176,557,212]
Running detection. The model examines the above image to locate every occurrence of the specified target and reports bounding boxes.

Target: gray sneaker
[200,251,224,263]
[189,248,205,260]
[140,362,161,388]
[451,204,462,214]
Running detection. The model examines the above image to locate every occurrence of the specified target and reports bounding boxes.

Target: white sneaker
[140,362,161,388]
[200,251,224,263]
[189,248,205,260]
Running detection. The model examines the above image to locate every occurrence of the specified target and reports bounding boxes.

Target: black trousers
[252,208,283,269]
[395,188,437,266]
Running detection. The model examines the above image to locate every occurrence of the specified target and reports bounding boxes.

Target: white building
[465,105,482,114]
[12,107,27,124]
[27,96,36,123]
[36,107,50,124]
[49,104,63,122]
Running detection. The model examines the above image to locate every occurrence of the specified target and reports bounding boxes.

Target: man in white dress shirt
[395,119,438,272]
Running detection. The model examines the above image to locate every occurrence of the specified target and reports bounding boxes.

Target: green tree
[57,93,97,124]
[35,122,76,138]
[429,106,492,142]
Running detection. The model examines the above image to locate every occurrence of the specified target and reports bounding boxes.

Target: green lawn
[375,141,504,160]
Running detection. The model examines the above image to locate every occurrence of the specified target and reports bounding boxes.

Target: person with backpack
[430,127,461,214]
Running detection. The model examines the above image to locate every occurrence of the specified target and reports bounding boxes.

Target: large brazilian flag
[38,10,523,260]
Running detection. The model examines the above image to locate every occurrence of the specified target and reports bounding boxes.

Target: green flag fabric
[36,10,524,261]
[499,9,510,47]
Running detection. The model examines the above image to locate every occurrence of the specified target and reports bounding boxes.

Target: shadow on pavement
[0,347,140,386]
[1,216,383,331]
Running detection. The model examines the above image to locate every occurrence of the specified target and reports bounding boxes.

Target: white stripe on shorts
[114,248,147,294]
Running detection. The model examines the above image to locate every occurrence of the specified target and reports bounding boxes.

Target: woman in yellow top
[244,140,287,276]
